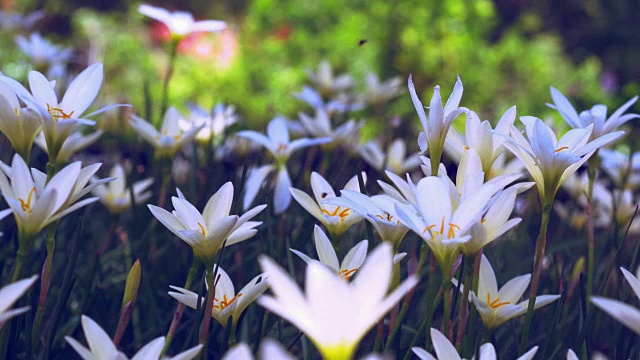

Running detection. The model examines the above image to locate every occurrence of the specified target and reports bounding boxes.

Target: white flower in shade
[377,171,421,209]
[408,74,466,162]
[15,33,72,69]
[0,82,42,160]
[91,164,154,214]
[295,86,361,114]
[599,149,640,189]
[148,182,266,266]
[591,267,640,335]
[179,103,237,143]
[238,117,331,214]
[0,63,126,162]
[445,107,515,175]
[289,171,365,237]
[306,61,354,95]
[298,108,363,150]
[328,191,409,247]
[129,107,204,158]
[487,152,525,180]
[291,225,368,281]
[466,255,560,329]
[169,265,268,328]
[362,73,402,105]
[0,10,44,32]
[258,242,418,360]
[412,328,538,360]
[0,154,106,239]
[222,340,295,360]
[549,86,638,141]
[138,4,226,38]
[0,275,38,328]
[65,315,202,360]
[34,129,103,164]
[503,116,619,203]
[358,139,421,175]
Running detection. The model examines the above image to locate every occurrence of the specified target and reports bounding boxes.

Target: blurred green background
[2,0,639,130]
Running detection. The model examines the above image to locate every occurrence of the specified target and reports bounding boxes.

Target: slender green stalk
[162,259,200,356]
[464,250,482,355]
[442,278,453,340]
[197,271,217,360]
[31,225,57,349]
[585,154,598,316]
[0,237,28,358]
[519,201,553,353]
[160,39,179,125]
[456,253,475,350]
[424,253,438,350]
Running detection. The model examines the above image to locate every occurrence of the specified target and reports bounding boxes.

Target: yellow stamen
[554,146,569,153]
[197,222,206,236]
[19,187,36,212]
[423,217,461,239]
[321,206,351,222]
[213,293,243,310]
[339,268,358,281]
[47,104,74,120]
[487,293,510,309]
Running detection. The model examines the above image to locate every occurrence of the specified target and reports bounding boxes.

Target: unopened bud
[122,259,141,308]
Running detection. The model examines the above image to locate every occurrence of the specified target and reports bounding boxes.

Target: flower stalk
[162,258,200,356]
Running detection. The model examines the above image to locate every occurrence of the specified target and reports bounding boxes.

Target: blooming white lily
[0,154,105,239]
[91,164,154,214]
[408,74,466,167]
[466,255,560,329]
[258,242,418,360]
[0,275,38,328]
[34,129,103,164]
[503,116,617,203]
[15,33,72,73]
[138,4,226,38]
[445,107,515,175]
[591,267,640,335]
[129,107,204,158]
[295,86,361,114]
[549,86,638,141]
[599,148,640,189]
[179,103,237,144]
[289,171,365,237]
[238,117,331,214]
[291,225,368,281]
[222,340,295,360]
[0,83,42,160]
[362,73,402,105]
[148,182,266,266]
[169,265,268,328]
[412,328,538,360]
[298,108,363,151]
[65,315,203,360]
[358,139,421,175]
[306,61,354,96]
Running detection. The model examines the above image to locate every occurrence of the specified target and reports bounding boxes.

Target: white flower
[358,139,421,175]
[34,129,103,164]
[179,103,237,143]
[0,82,42,160]
[306,61,353,95]
[0,275,38,328]
[238,117,331,214]
[412,328,538,360]
[295,86,361,114]
[549,86,638,140]
[65,315,202,360]
[291,225,368,281]
[138,4,226,38]
[408,74,466,162]
[362,73,402,105]
[466,255,560,329]
[0,154,105,239]
[503,116,618,202]
[289,171,365,237]
[148,183,266,266]
[169,265,268,328]
[15,33,72,69]
[129,107,204,158]
[591,267,640,335]
[298,108,363,150]
[258,242,418,360]
[445,107,515,174]
[91,164,154,214]
[221,340,295,360]
[599,148,640,189]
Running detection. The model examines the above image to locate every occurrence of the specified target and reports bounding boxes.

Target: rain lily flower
[599,148,640,189]
[358,139,421,175]
[295,86,361,114]
[445,107,515,175]
[408,74,466,168]
[466,255,560,329]
[258,242,418,360]
[65,315,202,360]
[298,108,363,151]
[0,275,38,329]
[34,129,103,164]
[179,103,237,144]
[412,328,538,360]
[129,107,204,158]
[362,73,402,105]
[327,191,410,247]
[503,116,618,204]
[306,61,353,96]
[591,267,640,335]
[169,265,268,328]
[0,83,42,160]
[0,10,44,32]
[148,182,266,267]
[91,164,154,214]
[290,225,368,281]
[138,4,226,39]
[549,86,638,141]
[15,33,72,74]
[0,154,106,240]
[238,117,331,214]
[1,63,127,163]
[289,171,365,237]
[222,340,295,360]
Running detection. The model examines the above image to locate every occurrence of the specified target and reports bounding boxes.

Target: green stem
[424,252,438,350]
[31,225,56,349]
[162,259,200,356]
[519,201,552,354]
[442,278,453,341]
[197,271,217,360]
[585,155,597,317]
[160,39,179,124]
[0,240,29,358]
[456,253,475,351]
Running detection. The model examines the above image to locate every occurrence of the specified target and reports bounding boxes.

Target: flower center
[554,146,569,153]
[197,222,206,236]
[19,187,36,213]
[486,293,510,309]
[213,293,243,310]
[321,206,351,222]
[423,216,460,239]
[47,104,74,120]
[338,268,358,281]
